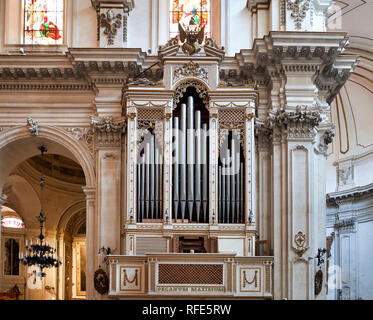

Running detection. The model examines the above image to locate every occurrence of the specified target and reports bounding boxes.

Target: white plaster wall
[358,220,373,299]
[128,0,152,52]
[71,0,97,47]
[226,0,251,55]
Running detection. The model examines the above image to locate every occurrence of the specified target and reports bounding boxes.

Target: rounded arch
[56,200,86,235]
[2,174,41,228]
[0,125,95,191]
[172,78,210,111]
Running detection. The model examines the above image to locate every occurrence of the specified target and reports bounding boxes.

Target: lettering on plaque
[120,266,141,292]
[240,267,261,292]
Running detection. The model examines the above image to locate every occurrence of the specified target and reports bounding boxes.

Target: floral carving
[100,9,122,45]
[286,0,311,30]
[173,62,208,84]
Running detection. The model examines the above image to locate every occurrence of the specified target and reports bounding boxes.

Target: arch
[0,125,95,191]
[57,200,86,235]
[172,78,210,110]
[2,174,41,228]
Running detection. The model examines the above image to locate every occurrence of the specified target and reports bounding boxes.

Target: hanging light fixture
[20,146,62,277]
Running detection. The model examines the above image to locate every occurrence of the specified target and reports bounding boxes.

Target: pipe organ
[172,96,209,223]
[124,47,258,262]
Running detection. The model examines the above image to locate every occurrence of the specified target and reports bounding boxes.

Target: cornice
[327,182,373,203]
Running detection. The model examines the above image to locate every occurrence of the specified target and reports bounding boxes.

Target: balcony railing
[107,253,273,298]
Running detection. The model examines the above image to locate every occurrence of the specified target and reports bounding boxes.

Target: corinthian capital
[91,116,126,147]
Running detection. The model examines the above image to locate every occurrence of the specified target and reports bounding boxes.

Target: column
[163,110,172,224]
[82,186,96,300]
[209,109,219,225]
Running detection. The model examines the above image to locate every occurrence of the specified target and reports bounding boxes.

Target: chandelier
[19,146,62,277]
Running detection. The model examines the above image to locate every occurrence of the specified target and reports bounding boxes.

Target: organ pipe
[218,133,245,224]
[150,135,155,219]
[201,123,208,223]
[173,117,180,221]
[195,110,202,222]
[187,96,195,221]
[180,103,187,222]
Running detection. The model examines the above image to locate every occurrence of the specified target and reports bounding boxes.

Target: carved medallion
[94,268,109,295]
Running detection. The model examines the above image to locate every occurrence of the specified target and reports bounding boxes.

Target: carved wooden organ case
[122,43,258,257]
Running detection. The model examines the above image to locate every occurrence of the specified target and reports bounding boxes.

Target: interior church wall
[358,220,373,299]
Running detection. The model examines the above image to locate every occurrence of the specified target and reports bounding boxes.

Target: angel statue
[178,22,205,55]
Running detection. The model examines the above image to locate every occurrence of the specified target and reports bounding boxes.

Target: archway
[0,125,96,300]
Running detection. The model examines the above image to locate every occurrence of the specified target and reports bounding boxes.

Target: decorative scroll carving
[173,62,208,84]
[173,80,209,110]
[64,127,94,157]
[27,118,39,136]
[91,116,126,147]
[286,0,311,30]
[100,9,122,45]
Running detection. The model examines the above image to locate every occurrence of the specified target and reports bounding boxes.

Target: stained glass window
[170,0,210,39]
[24,0,64,45]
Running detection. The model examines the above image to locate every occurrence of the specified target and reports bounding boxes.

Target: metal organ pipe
[218,134,245,224]
[201,123,208,223]
[235,144,241,223]
[187,96,195,222]
[173,117,180,221]
[150,135,155,219]
[195,110,202,222]
[140,155,145,221]
[145,142,150,220]
[155,147,159,220]
[180,103,187,222]
[225,148,231,223]
[231,140,236,223]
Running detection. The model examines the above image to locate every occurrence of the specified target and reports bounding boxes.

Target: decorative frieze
[267,106,322,140]
[173,62,208,84]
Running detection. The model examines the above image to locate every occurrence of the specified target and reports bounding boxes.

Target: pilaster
[91,115,125,270]
[91,0,135,48]
[82,186,97,300]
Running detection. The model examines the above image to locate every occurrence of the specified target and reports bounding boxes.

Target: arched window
[1,206,24,229]
[170,0,210,39]
[24,0,64,45]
